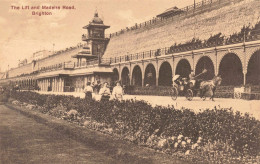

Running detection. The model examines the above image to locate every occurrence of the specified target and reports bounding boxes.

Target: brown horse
[199,76,222,101]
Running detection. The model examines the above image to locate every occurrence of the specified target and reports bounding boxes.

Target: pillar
[61,78,64,92]
[54,77,57,92]
[142,77,144,87]
[243,71,247,86]
[156,77,159,86]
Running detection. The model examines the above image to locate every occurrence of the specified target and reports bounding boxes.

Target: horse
[199,76,222,101]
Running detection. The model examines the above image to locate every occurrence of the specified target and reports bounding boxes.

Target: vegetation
[8,91,260,163]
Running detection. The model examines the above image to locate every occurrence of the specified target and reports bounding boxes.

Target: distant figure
[94,81,102,94]
[84,82,93,100]
[189,70,195,80]
[189,70,196,86]
[112,82,123,101]
[99,82,111,101]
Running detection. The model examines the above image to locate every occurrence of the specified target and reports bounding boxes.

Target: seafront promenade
[34,91,260,120]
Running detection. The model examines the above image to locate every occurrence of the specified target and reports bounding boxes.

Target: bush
[10,91,260,157]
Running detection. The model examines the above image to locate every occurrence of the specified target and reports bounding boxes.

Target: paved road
[124,95,260,120]
[0,105,117,164]
[37,91,260,120]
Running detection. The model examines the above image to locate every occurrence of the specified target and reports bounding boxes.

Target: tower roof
[83,11,110,29]
[91,11,103,24]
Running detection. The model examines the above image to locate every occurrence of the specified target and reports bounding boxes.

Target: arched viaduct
[1,41,259,90]
[111,41,260,86]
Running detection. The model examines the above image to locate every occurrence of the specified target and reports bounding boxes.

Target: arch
[132,65,142,86]
[158,62,172,86]
[121,67,130,86]
[219,53,243,85]
[112,68,119,84]
[195,56,215,80]
[246,50,260,85]
[144,63,156,86]
[175,59,191,78]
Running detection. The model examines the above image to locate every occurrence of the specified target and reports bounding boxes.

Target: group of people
[83,81,124,101]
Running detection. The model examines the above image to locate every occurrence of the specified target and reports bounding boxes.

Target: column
[53,78,56,92]
[243,71,247,86]
[43,79,45,91]
[57,78,60,92]
[61,78,64,92]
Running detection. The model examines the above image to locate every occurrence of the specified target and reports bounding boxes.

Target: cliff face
[103,0,260,58]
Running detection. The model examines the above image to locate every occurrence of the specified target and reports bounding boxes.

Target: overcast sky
[0,0,196,71]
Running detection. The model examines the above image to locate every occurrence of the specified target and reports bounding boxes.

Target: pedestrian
[84,82,93,100]
[112,81,123,101]
[99,82,111,101]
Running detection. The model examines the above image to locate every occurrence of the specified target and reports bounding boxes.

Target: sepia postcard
[0,0,260,163]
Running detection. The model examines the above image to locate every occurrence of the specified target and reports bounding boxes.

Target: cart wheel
[171,87,178,100]
[186,89,193,101]
[234,92,242,99]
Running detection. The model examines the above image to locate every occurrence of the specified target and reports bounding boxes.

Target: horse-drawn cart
[170,69,221,101]
[170,75,201,101]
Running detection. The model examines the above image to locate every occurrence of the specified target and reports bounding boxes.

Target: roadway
[36,91,260,120]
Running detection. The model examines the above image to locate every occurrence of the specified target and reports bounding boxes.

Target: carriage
[170,70,207,101]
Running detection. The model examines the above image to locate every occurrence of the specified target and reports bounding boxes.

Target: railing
[109,33,260,64]
[82,33,108,40]
[108,0,235,38]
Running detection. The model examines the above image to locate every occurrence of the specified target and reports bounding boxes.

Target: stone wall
[8,63,32,78]
[7,47,81,78]
[103,0,260,58]
[36,47,80,70]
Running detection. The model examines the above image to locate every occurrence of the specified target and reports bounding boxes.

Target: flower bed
[9,91,260,163]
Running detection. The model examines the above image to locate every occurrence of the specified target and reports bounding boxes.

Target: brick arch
[174,57,193,74]
[246,47,260,71]
[217,51,243,73]
[246,48,260,85]
[144,62,157,74]
[121,66,130,86]
[195,55,215,80]
[130,63,143,78]
[218,52,243,85]
[158,61,173,86]
[131,64,143,86]
[144,63,157,86]
[158,58,173,72]
[174,58,192,78]
[194,54,216,74]
[112,67,119,83]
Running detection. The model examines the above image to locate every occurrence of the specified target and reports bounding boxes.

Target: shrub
[10,91,260,157]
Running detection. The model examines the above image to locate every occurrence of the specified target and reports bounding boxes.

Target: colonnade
[38,77,64,92]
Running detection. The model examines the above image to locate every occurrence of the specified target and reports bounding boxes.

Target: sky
[0,0,195,72]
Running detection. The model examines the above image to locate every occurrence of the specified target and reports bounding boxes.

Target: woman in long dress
[99,82,111,101]
[112,82,123,101]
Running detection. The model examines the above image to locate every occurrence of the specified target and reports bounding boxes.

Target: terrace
[109,27,260,64]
